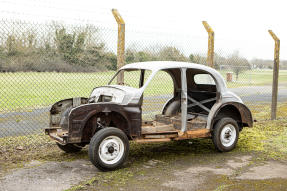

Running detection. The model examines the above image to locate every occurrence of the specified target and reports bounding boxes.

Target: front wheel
[212,117,239,152]
[88,127,129,171]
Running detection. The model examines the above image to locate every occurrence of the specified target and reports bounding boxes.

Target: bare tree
[226,51,251,81]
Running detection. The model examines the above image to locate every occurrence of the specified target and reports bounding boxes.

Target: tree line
[1,23,284,78]
[0,26,117,72]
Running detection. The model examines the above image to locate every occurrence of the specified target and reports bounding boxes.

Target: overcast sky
[0,0,286,60]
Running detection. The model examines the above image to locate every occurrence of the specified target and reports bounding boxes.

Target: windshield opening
[109,69,152,89]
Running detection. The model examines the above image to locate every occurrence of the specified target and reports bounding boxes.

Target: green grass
[221,69,287,88]
[0,72,114,112]
[0,71,174,112]
[1,69,287,111]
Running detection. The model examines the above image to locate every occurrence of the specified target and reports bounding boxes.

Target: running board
[134,138,171,143]
[175,129,211,140]
[135,129,211,143]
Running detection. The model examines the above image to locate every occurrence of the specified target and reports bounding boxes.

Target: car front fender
[67,103,141,143]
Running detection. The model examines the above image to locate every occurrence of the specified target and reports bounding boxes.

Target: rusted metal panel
[45,129,65,144]
[209,102,253,130]
[143,134,178,139]
[149,113,207,132]
[68,103,141,143]
[136,128,211,142]
[49,98,88,129]
[175,129,211,140]
[142,121,154,126]
[134,138,171,143]
[268,30,280,120]
[155,114,173,124]
[141,124,175,134]
[172,116,207,130]
[236,103,253,127]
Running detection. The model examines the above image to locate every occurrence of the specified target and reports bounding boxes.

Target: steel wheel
[212,117,239,152]
[98,136,125,165]
[88,127,129,171]
[220,124,236,147]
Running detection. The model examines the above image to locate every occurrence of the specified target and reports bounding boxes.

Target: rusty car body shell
[45,61,253,144]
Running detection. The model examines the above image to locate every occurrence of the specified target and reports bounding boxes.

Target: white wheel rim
[220,124,236,147]
[98,136,125,165]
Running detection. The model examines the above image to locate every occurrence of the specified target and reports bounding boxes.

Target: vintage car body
[45,61,253,171]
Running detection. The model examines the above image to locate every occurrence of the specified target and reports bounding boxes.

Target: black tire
[56,142,82,153]
[212,117,239,152]
[88,127,129,171]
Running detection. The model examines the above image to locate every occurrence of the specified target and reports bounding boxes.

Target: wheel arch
[162,97,180,116]
[68,104,140,143]
[209,102,253,130]
[81,111,131,142]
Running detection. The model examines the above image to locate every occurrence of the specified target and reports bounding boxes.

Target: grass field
[222,69,287,88]
[0,72,113,112]
[1,69,287,112]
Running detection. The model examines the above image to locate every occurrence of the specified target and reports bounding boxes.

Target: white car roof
[121,61,212,71]
[121,61,226,90]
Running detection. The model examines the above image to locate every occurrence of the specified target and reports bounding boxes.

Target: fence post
[202,21,214,68]
[112,9,125,84]
[268,30,280,120]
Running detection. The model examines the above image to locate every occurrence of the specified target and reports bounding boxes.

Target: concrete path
[0,160,98,191]
[1,155,287,191]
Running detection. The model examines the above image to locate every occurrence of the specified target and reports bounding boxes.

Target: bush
[0,25,118,73]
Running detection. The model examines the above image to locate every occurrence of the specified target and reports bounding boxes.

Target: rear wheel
[56,143,82,153]
[212,117,239,152]
[88,127,129,171]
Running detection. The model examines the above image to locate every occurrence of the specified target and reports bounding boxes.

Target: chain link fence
[0,19,286,149]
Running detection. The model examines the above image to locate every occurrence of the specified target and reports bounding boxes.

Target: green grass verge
[249,102,287,120]
[0,72,113,112]
[220,69,287,88]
